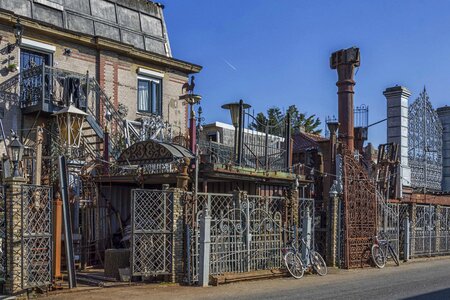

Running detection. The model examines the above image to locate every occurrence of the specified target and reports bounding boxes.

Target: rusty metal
[342,147,377,268]
[330,47,360,151]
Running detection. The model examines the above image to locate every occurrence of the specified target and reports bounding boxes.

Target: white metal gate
[130,189,173,276]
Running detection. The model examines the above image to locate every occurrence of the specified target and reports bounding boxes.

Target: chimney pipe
[330,47,360,151]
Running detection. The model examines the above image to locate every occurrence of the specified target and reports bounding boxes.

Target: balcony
[19,65,88,115]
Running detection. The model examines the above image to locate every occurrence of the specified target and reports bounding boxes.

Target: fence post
[198,209,211,287]
[410,204,416,258]
[302,207,312,264]
[4,176,27,295]
[435,205,441,254]
[404,212,410,262]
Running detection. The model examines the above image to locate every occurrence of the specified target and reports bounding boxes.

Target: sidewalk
[41,256,450,300]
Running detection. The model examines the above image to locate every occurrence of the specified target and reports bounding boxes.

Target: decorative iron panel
[0,185,5,282]
[21,185,53,289]
[410,205,450,257]
[408,88,442,191]
[411,205,436,256]
[377,195,399,258]
[342,148,377,268]
[184,192,314,283]
[130,190,173,276]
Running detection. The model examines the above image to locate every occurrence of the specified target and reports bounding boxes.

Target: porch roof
[117,140,194,165]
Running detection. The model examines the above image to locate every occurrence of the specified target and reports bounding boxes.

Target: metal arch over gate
[408,88,443,191]
[130,189,173,276]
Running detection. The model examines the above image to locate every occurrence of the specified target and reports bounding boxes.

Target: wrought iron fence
[184,192,314,283]
[376,191,400,257]
[410,204,450,257]
[130,189,173,276]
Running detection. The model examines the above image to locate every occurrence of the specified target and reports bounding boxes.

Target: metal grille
[408,88,442,191]
[185,192,314,283]
[377,194,399,257]
[342,148,377,268]
[131,189,173,276]
[21,185,53,289]
[0,186,5,282]
[411,205,436,256]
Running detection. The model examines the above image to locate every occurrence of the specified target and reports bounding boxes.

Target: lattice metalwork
[131,190,173,276]
[408,88,443,191]
[21,185,53,289]
[0,186,5,282]
[342,148,377,268]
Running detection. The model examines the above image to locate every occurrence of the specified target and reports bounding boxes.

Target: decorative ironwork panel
[437,206,450,254]
[411,205,437,256]
[131,190,173,276]
[342,148,377,268]
[0,186,5,282]
[377,194,399,258]
[184,192,314,283]
[21,185,53,289]
[408,88,443,191]
[410,204,450,257]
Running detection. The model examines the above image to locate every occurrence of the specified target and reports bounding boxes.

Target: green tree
[249,105,322,135]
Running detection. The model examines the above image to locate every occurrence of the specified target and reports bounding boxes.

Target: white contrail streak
[223,58,237,71]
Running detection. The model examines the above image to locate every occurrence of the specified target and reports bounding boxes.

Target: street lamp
[9,132,24,177]
[221,100,251,165]
[53,105,88,150]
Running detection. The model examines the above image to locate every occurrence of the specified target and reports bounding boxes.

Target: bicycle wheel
[309,250,328,276]
[371,244,386,268]
[388,244,400,266]
[284,251,304,279]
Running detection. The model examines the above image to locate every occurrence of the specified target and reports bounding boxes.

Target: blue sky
[164,0,450,146]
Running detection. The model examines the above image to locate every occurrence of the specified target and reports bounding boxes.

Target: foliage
[249,105,322,135]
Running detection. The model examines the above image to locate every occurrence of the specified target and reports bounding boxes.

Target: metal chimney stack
[330,47,360,151]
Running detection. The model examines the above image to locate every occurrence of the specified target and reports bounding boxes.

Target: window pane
[138,80,150,112]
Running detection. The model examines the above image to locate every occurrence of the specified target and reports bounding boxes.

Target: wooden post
[34,125,43,186]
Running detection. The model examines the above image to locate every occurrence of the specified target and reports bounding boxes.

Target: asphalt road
[45,257,450,300]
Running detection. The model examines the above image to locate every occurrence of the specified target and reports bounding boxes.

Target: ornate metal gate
[185,192,314,283]
[409,205,450,257]
[20,185,53,289]
[408,88,442,191]
[342,149,377,268]
[130,189,173,276]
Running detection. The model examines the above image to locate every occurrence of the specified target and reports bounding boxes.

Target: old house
[0,0,201,294]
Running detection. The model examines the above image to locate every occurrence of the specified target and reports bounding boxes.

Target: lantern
[14,18,23,46]
[9,133,24,177]
[53,106,88,149]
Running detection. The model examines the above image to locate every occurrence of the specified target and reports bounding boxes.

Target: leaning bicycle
[371,231,400,268]
[282,235,327,279]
